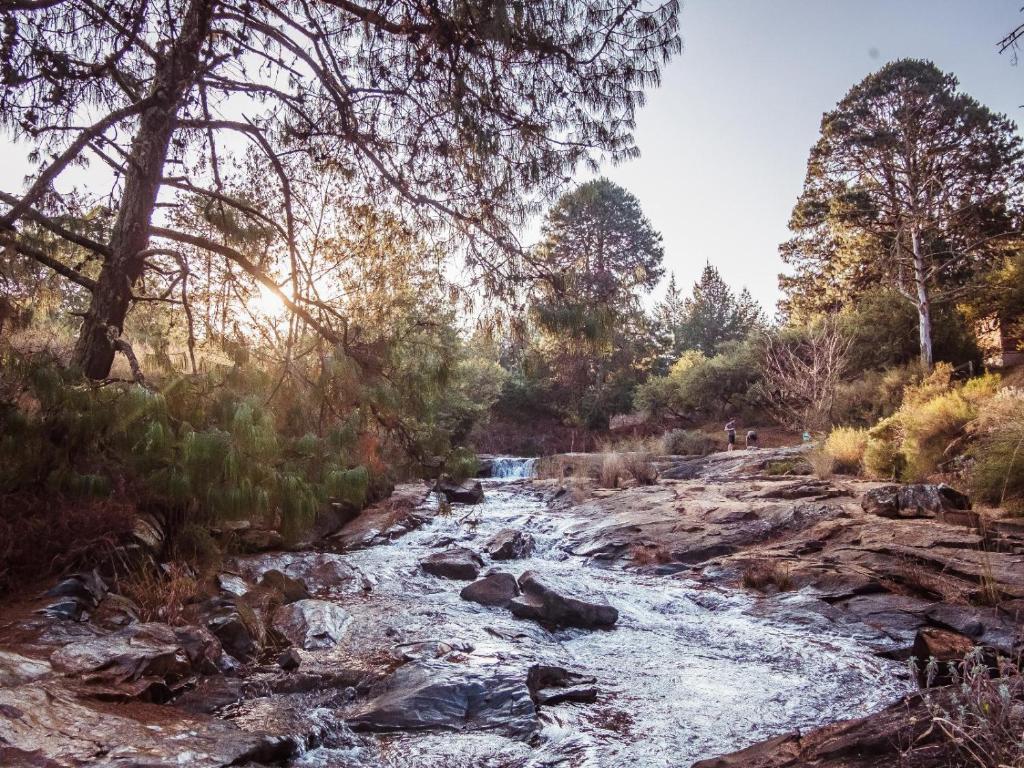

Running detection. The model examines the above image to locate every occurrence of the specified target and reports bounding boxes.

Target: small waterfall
[489,457,538,479]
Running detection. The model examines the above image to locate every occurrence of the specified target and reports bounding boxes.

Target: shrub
[742,560,794,592]
[630,543,672,565]
[970,387,1024,514]
[599,453,626,489]
[622,452,658,485]
[443,447,480,483]
[661,429,718,456]
[863,415,905,480]
[918,649,1024,768]
[824,426,868,474]
[805,448,835,479]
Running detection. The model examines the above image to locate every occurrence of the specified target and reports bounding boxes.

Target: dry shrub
[117,562,199,625]
[660,429,718,456]
[824,426,868,474]
[918,649,1024,768]
[970,387,1024,515]
[0,492,136,594]
[630,543,672,565]
[741,560,794,592]
[622,452,658,485]
[599,453,626,488]
[805,448,835,479]
[863,414,905,479]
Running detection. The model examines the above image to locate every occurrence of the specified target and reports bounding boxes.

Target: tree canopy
[780,59,1024,368]
[1,0,681,378]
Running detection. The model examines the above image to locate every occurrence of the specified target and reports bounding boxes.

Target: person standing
[725,419,737,451]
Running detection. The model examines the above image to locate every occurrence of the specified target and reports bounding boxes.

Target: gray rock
[509,571,618,629]
[273,599,352,650]
[259,569,311,603]
[421,547,484,580]
[460,572,521,607]
[217,572,250,596]
[0,650,51,687]
[487,529,535,560]
[277,648,302,671]
[346,660,537,738]
[434,480,485,505]
[862,483,971,519]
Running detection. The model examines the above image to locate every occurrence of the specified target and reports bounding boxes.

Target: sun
[254,282,288,318]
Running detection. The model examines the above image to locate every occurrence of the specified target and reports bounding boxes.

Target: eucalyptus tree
[781,59,1024,368]
[0,0,680,378]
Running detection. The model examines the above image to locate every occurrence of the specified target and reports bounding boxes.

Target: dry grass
[741,560,794,592]
[599,453,626,488]
[629,543,673,566]
[117,562,200,625]
[805,448,835,480]
[622,452,658,485]
[824,426,868,474]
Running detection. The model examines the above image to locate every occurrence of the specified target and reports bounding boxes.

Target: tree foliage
[780,59,1024,367]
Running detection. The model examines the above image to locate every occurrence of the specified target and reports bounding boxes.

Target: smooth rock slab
[487,528,536,560]
[509,571,618,629]
[273,599,353,650]
[50,622,196,687]
[346,660,537,738]
[460,572,521,607]
[421,547,484,580]
[0,682,293,767]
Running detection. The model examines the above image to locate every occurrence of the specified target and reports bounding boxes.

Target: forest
[1,2,1024,768]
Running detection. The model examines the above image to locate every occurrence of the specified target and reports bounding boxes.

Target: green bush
[863,415,905,480]
[824,427,868,474]
[444,447,480,483]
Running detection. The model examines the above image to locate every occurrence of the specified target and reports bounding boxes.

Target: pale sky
[3,1,1023,317]
[598,0,1024,313]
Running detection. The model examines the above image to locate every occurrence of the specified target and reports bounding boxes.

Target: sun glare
[254,282,288,317]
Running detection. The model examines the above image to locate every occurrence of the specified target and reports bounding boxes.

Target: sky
[3,1,1023,317]
[597,0,1024,314]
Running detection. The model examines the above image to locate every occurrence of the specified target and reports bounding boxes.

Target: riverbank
[0,448,1019,766]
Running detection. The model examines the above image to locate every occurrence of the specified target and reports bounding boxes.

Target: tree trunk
[911,228,934,370]
[72,0,213,379]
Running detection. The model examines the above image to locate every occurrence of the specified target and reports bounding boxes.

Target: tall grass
[970,387,1024,514]
[823,426,868,474]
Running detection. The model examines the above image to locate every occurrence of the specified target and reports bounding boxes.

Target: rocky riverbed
[1,448,1020,767]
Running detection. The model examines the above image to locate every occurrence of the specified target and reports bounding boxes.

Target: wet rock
[460,572,521,607]
[49,622,217,700]
[912,628,974,687]
[232,552,369,596]
[487,528,535,560]
[273,599,352,650]
[346,660,537,738]
[421,547,484,580]
[199,598,261,661]
[91,593,140,629]
[862,483,971,519]
[217,572,250,596]
[527,665,598,706]
[758,479,849,501]
[0,651,51,687]
[434,479,485,505]
[509,571,618,629]
[392,640,474,662]
[0,682,295,767]
[259,569,311,603]
[278,648,302,671]
[40,571,108,621]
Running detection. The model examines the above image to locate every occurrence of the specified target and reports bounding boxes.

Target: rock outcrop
[421,547,484,580]
[509,571,618,629]
[487,528,535,560]
[862,483,972,520]
[273,599,353,650]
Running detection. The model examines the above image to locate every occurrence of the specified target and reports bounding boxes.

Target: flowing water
[247,460,912,767]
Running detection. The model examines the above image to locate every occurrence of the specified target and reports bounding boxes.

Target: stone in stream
[421,546,484,580]
[259,569,311,603]
[527,664,599,706]
[487,528,535,560]
[273,599,353,650]
[433,479,485,505]
[460,572,521,607]
[346,660,538,738]
[508,571,618,629]
[861,483,971,519]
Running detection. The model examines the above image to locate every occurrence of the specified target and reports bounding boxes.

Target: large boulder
[508,571,618,629]
[460,572,521,607]
[487,529,535,560]
[346,660,537,738]
[41,571,107,621]
[421,547,484,581]
[434,480,485,505]
[862,483,971,519]
[272,599,352,650]
[49,622,220,700]
[526,665,599,706]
